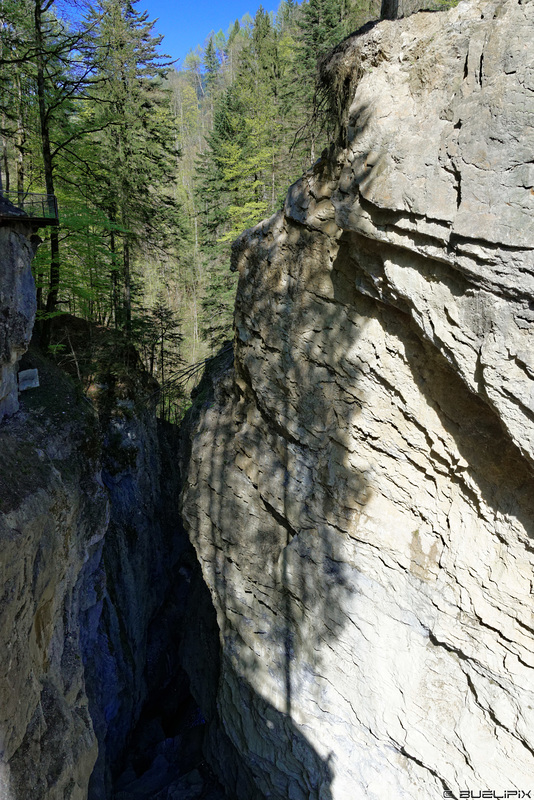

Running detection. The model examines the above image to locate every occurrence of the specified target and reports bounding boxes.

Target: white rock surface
[182,1,534,797]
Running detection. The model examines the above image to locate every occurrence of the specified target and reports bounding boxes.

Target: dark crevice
[465,672,534,759]
[253,592,280,616]
[398,745,452,796]
[81,412,230,800]
[448,232,534,254]
[261,494,298,540]
[451,163,462,209]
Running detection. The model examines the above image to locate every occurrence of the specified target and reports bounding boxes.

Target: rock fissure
[464,671,534,761]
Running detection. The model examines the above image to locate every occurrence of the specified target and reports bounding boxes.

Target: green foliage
[203,36,220,96]
[1,0,384,422]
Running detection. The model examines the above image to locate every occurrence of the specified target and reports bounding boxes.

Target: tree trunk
[35,0,60,347]
[110,225,120,328]
[123,238,131,336]
[2,113,9,192]
[16,73,25,200]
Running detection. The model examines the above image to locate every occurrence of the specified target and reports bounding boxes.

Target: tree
[0,0,114,340]
[203,36,219,96]
[86,0,179,335]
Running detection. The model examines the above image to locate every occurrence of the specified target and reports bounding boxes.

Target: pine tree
[86,0,179,335]
[203,36,220,96]
[300,0,346,69]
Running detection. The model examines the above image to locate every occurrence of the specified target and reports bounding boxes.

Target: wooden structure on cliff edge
[0,191,59,227]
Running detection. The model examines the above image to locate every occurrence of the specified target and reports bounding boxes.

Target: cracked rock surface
[181,1,534,797]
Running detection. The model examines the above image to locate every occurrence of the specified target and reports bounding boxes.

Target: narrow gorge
[1,0,534,798]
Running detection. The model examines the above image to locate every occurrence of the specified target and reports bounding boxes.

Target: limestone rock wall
[0,224,38,422]
[380,0,450,21]
[0,343,215,800]
[83,378,186,799]
[181,1,534,797]
[0,356,109,800]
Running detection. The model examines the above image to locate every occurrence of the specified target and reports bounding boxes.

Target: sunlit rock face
[181,0,534,797]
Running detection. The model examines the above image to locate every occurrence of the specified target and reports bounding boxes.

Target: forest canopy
[0,0,416,419]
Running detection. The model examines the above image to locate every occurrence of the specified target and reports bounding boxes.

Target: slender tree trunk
[16,73,25,200]
[191,282,199,360]
[2,112,9,192]
[271,146,275,211]
[160,324,164,389]
[123,238,131,336]
[36,272,44,313]
[35,0,60,346]
[0,20,4,193]
[110,225,119,328]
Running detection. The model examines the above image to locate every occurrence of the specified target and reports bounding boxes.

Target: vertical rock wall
[83,375,183,799]
[0,355,109,800]
[182,0,534,797]
[0,224,38,422]
[0,338,220,800]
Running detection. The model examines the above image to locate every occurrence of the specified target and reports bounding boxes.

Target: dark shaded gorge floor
[105,515,229,800]
[103,431,230,800]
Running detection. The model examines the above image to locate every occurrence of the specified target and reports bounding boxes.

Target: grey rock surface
[0,224,38,422]
[0,357,109,800]
[18,368,39,391]
[81,368,219,800]
[0,341,225,800]
[380,0,451,20]
[182,1,534,797]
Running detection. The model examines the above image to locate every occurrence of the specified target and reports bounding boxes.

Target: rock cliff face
[182,0,534,797]
[0,354,108,800]
[82,363,219,800]
[0,223,38,422]
[0,340,222,800]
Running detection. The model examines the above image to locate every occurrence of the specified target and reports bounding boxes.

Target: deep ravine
[0,308,232,799]
[1,0,534,798]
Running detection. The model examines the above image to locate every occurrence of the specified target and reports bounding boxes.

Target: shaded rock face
[81,380,168,798]
[83,388,223,800]
[379,0,448,20]
[182,1,534,797]
[0,355,108,800]
[0,344,225,800]
[0,224,38,422]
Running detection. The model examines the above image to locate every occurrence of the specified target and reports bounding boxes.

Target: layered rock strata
[182,0,534,797]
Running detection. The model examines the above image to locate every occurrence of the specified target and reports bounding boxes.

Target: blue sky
[138,0,279,68]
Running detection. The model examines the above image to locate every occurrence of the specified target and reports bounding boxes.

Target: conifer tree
[86,0,179,334]
[203,36,219,96]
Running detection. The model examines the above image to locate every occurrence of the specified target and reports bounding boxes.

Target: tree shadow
[182,107,534,797]
[182,147,380,795]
